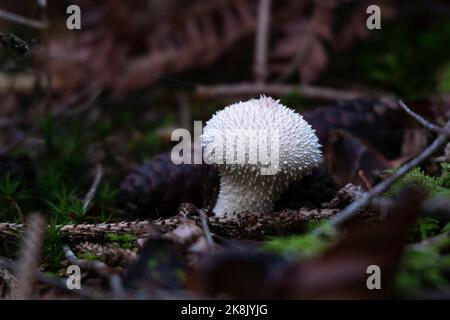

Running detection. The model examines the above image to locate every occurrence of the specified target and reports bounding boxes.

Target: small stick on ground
[82,164,103,213]
[198,209,214,251]
[62,244,110,275]
[0,258,19,298]
[326,102,450,230]
[0,208,340,241]
[14,213,47,300]
[357,170,372,191]
[62,244,123,296]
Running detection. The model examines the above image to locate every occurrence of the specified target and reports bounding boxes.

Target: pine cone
[119,152,219,218]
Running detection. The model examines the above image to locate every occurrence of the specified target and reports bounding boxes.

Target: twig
[62,244,111,276]
[198,209,214,251]
[327,116,450,229]
[254,0,271,83]
[14,213,46,299]
[0,208,339,241]
[399,100,442,134]
[357,170,372,191]
[82,164,103,213]
[62,244,123,295]
[0,8,48,29]
[0,258,18,298]
[196,82,396,102]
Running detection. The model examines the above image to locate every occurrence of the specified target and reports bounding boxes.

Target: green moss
[385,165,450,241]
[395,236,450,296]
[78,252,101,261]
[106,232,136,249]
[412,217,441,241]
[265,234,328,258]
[45,187,85,224]
[264,222,334,259]
[44,219,65,270]
[386,164,450,199]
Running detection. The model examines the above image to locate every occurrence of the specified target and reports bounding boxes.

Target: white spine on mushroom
[202,96,322,217]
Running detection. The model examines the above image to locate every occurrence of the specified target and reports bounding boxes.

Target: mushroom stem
[214,175,282,216]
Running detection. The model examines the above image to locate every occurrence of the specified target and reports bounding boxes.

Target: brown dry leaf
[326,129,392,188]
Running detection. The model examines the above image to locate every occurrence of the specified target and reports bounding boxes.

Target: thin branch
[198,209,214,251]
[0,208,339,241]
[0,8,48,29]
[327,119,450,229]
[62,244,123,295]
[398,100,442,134]
[82,164,103,213]
[62,244,111,277]
[357,170,372,191]
[196,82,396,102]
[14,213,46,299]
[0,257,19,298]
[254,0,271,83]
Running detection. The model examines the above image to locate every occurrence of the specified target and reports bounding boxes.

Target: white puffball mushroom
[201,95,322,217]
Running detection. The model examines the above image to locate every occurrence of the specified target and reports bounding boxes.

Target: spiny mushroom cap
[202,96,322,192]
